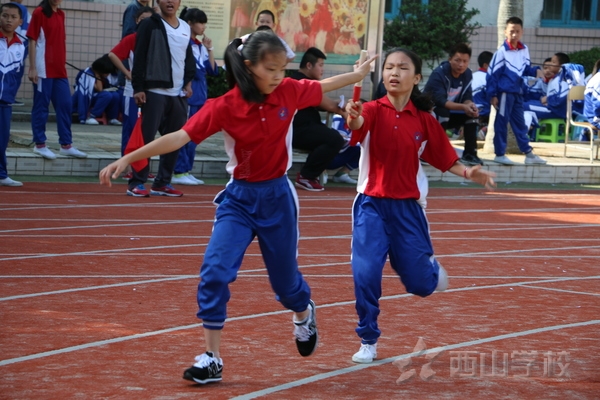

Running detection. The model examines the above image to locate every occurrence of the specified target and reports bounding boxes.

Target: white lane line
[0,220,214,234]
[231,319,600,400]
[521,285,600,297]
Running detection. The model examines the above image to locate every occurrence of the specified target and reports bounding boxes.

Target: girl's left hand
[355,54,378,79]
[467,165,496,190]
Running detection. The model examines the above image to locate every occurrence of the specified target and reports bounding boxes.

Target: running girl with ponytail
[345,48,496,364]
[99,29,377,384]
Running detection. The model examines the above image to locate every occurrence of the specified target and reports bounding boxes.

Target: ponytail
[38,0,53,18]
[410,86,434,112]
[224,30,286,103]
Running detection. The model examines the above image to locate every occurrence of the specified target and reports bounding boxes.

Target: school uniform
[472,69,490,117]
[0,32,25,179]
[486,40,539,156]
[26,6,73,146]
[348,97,458,344]
[181,78,322,329]
[72,67,120,123]
[174,38,219,175]
[584,72,600,130]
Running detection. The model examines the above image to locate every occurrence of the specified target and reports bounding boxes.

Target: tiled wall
[16,0,126,100]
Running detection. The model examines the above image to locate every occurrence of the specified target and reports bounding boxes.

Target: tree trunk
[483,0,524,155]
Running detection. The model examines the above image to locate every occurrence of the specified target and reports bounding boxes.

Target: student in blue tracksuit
[171,7,219,186]
[583,59,600,140]
[0,2,25,186]
[487,16,545,165]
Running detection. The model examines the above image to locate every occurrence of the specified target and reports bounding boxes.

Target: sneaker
[332,173,357,184]
[122,171,133,180]
[109,119,122,126]
[0,177,23,187]
[127,184,149,197]
[524,153,547,165]
[171,173,199,185]
[147,173,155,181]
[85,117,99,125]
[294,300,318,357]
[11,101,24,107]
[150,184,183,197]
[188,174,205,185]
[352,343,378,363]
[460,153,484,166]
[183,352,223,384]
[59,146,88,158]
[33,146,57,160]
[295,173,324,192]
[494,155,515,165]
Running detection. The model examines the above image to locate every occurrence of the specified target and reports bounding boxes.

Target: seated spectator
[583,58,600,140]
[424,43,482,165]
[472,50,493,121]
[242,10,295,63]
[522,58,563,121]
[547,61,586,119]
[326,114,360,184]
[72,54,121,125]
[292,47,346,191]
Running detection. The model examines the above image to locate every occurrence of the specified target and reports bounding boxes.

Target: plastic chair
[536,118,566,143]
[564,86,600,163]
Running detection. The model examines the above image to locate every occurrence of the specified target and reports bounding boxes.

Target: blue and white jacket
[584,72,600,130]
[188,38,219,107]
[0,33,25,105]
[546,63,586,118]
[486,41,539,99]
[72,67,97,120]
[472,69,490,116]
[522,76,549,102]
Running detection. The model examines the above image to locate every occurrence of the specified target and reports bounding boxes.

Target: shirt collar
[0,31,22,46]
[376,95,418,116]
[505,40,525,50]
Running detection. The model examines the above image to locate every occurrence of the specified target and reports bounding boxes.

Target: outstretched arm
[99,130,191,186]
[320,55,378,94]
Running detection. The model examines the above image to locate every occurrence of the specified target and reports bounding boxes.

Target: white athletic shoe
[109,119,122,126]
[85,117,99,125]
[59,146,88,158]
[33,146,57,160]
[171,173,199,185]
[493,155,515,165]
[0,177,23,186]
[524,153,547,165]
[332,173,357,184]
[352,343,377,363]
[188,174,205,185]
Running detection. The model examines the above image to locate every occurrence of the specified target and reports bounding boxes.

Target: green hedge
[568,47,600,75]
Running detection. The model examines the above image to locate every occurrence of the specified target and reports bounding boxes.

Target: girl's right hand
[99,159,130,187]
[345,99,362,119]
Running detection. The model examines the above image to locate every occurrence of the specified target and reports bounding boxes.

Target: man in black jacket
[424,43,482,166]
[292,47,346,191]
[128,0,195,197]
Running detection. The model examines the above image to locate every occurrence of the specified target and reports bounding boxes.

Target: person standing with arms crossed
[99,30,377,384]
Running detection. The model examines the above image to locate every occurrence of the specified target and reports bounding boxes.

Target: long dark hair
[382,48,433,111]
[38,0,53,18]
[224,30,286,103]
[179,7,207,23]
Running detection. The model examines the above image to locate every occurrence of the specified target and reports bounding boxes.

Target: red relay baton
[349,50,369,119]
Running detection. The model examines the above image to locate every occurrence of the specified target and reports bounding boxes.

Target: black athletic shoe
[294,300,318,357]
[461,153,484,166]
[183,352,223,384]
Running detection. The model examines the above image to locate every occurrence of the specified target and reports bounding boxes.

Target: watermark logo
[393,338,571,383]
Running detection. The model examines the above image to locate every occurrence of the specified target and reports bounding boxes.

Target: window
[541,0,600,27]
[384,0,428,20]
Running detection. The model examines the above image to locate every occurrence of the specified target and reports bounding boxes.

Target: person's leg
[293,124,345,179]
[106,91,121,120]
[90,91,111,119]
[50,78,73,146]
[386,198,445,297]
[351,194,389,345]
[174,104,201,176]
[130,92,166,188]
[152,96,188,188]
[508,95,534,154]
[31,78,52,145]
[493,93,510,156]
[0,105,11,179]
[121,96,138,156]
